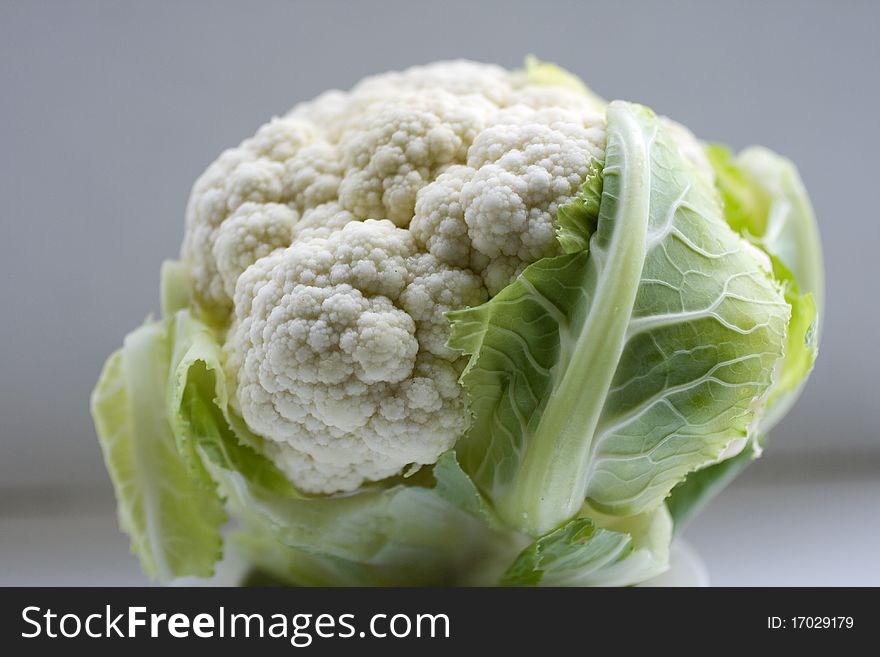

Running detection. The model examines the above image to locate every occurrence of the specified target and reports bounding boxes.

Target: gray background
[1,0,878,584]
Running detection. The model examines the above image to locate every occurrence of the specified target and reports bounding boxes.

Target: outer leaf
[213,461,518,586]
[226,450,519,586]
[167,310,299,496]
[666,146,823,528]
[90,319,225,581]
[708,145,824,315]
[705,145,772,236]
[707,145,823,431]
[501,505,671,587]
[762,257,817,429]
[449,101,790,535]
[231,528,384,587]
[160,259,192,317]
[431,450,502,528]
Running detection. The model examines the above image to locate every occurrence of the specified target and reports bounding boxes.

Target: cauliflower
[181,60,606,493]
[92,59,822,586]
[228,219,485,493]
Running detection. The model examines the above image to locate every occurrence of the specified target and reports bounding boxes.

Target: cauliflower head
[92,58,822,586]
[182,60,609,494]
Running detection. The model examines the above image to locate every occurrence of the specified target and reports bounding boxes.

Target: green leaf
[665,281,815,534]
[665,440,757,532]
[666,146,824,530]
[90,308,301,582]
[501,504,671,586]
[167,310,299,497]
[449,101,790,535]
[213,460,517,586]
[556,158,603,254]
[232,529,386,587]
[160,259,192,317]
[707,145,822,431]
[764,260,817,425]
[705,144,772,236]
[90,319,225,581]
[719,146,824,316]
[431,450,501,528]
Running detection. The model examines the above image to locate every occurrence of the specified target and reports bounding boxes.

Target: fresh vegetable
[91,59,822,586]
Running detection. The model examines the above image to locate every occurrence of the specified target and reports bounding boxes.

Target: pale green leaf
[449,101,790,534]
[707,145,822,431]
[556,158,603,254]
[501,504,671,586]
[213,461,517,586]
[90,319,225,581]
[160,259,192,317]
[167,310,299,496]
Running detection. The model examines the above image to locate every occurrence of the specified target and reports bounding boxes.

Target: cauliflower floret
[337,90,496,226]
[291,202,357,241]
[245,117,318,160]
[413,109,605,293]
[181,119,315,317]
[399,253,488,358]
[482,256,528,297]
[410,165,474,269]
[227,220,486,493]
[184,61,606,318]
[181,60,611,493]
[288,60,513,141]
[212,202,297,299]
[283,143,344,211]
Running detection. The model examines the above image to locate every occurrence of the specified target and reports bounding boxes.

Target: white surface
[0,500,146,586]
[684,478,880,586]
[640,541,709,587]
[1,473,877,586]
